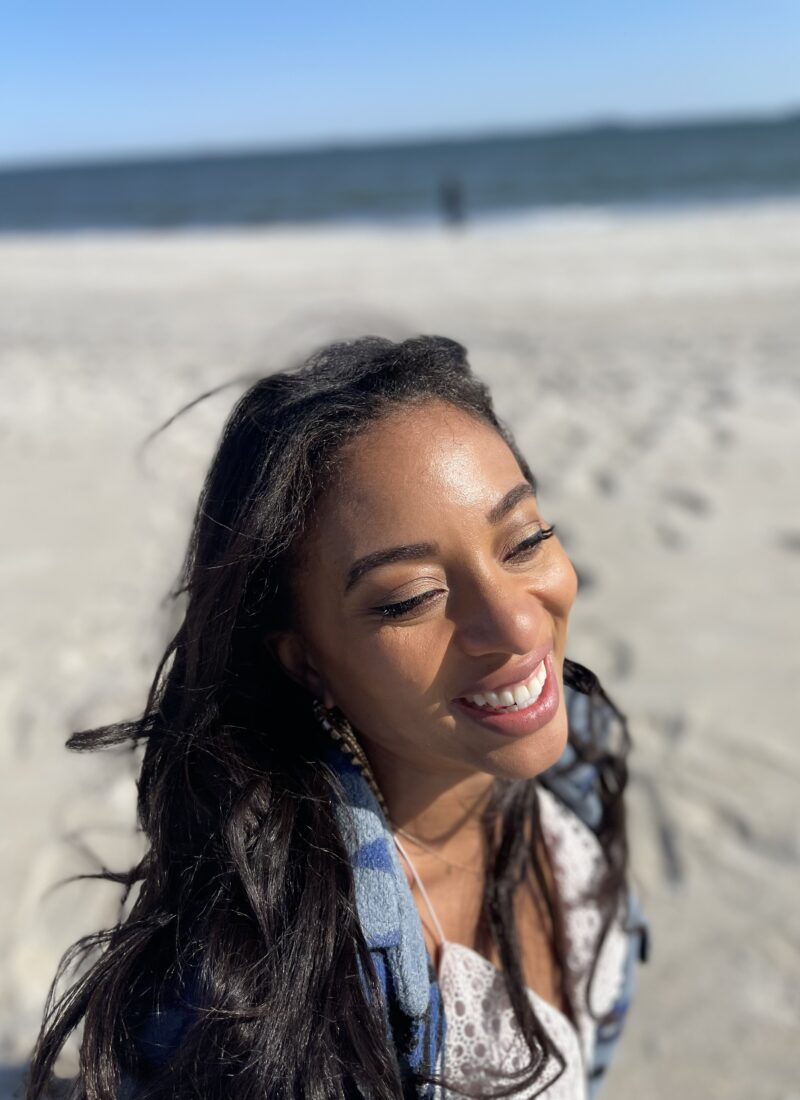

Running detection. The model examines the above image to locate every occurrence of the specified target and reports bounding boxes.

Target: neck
[363,739,495,853]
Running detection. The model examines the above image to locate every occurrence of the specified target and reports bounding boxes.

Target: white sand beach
[1,200,799,1098]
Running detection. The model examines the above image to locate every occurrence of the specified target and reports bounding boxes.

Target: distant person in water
[440,178,466,227]
[26,336,648,1099]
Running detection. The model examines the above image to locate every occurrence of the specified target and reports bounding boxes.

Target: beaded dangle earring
[311,697,393,824]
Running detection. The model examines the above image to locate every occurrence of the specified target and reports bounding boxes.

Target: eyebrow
[344,480,537,593]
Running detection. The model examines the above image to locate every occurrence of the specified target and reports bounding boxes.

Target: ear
[263,631,336,707]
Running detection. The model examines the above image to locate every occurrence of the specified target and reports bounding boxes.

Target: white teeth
[524,678,544,706]
[513,683,531,706]
[463,658,548,711]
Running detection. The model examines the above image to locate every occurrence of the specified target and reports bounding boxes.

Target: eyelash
[373,523,557,620]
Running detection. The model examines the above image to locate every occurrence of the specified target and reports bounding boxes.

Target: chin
[483,708,570,781]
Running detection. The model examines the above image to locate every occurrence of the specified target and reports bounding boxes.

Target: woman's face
[278,399,578,789]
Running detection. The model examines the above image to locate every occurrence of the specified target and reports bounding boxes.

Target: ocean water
[1,114,799,233]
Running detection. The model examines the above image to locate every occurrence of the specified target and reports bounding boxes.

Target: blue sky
[3,1,799,165]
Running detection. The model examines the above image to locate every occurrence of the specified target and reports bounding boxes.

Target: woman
[26,335,649,1100]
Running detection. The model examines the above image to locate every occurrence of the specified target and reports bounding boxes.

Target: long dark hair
[25,335,632,1100]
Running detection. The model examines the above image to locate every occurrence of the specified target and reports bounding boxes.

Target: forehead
[317,400,526,541]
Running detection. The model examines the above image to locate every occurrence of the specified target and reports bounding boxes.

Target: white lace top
[393,783,629,1099]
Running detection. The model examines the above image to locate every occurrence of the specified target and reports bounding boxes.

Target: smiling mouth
[457,658,548,713]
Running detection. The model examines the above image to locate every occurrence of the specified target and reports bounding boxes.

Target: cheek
[326,624,448,717]
[366,628,446,694]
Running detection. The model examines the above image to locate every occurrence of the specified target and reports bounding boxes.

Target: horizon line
[2,102,799,175]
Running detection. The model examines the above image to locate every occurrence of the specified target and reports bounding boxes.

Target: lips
[462,658,547,710]
[453,641,554,703]
[452,652,560,738]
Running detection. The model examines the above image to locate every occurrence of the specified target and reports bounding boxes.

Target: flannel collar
[323,737,432,1018]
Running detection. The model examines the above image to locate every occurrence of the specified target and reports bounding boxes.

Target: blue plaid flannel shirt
[323,682,650,1099]
[131,685,649,1098]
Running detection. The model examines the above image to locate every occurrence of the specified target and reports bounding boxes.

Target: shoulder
[537,685,651,1097]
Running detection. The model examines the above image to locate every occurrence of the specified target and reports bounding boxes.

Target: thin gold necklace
[394,825,485,877]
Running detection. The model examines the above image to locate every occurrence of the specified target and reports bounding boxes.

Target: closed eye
[371,523,556,620]
[508,523,556,561]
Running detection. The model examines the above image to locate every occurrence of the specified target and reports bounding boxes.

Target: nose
[452,572,544,658]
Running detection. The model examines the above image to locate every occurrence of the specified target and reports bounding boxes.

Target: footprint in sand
[627,423,659,455]
[610,638,635,679]
[698,384,737,414]
[654,522,686,550]
[662,486,712,516]
[650,711,687,745]
[712,424,735,449]
[775,530,800,555]
[592,468,617,497]
[632,769,685,887]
